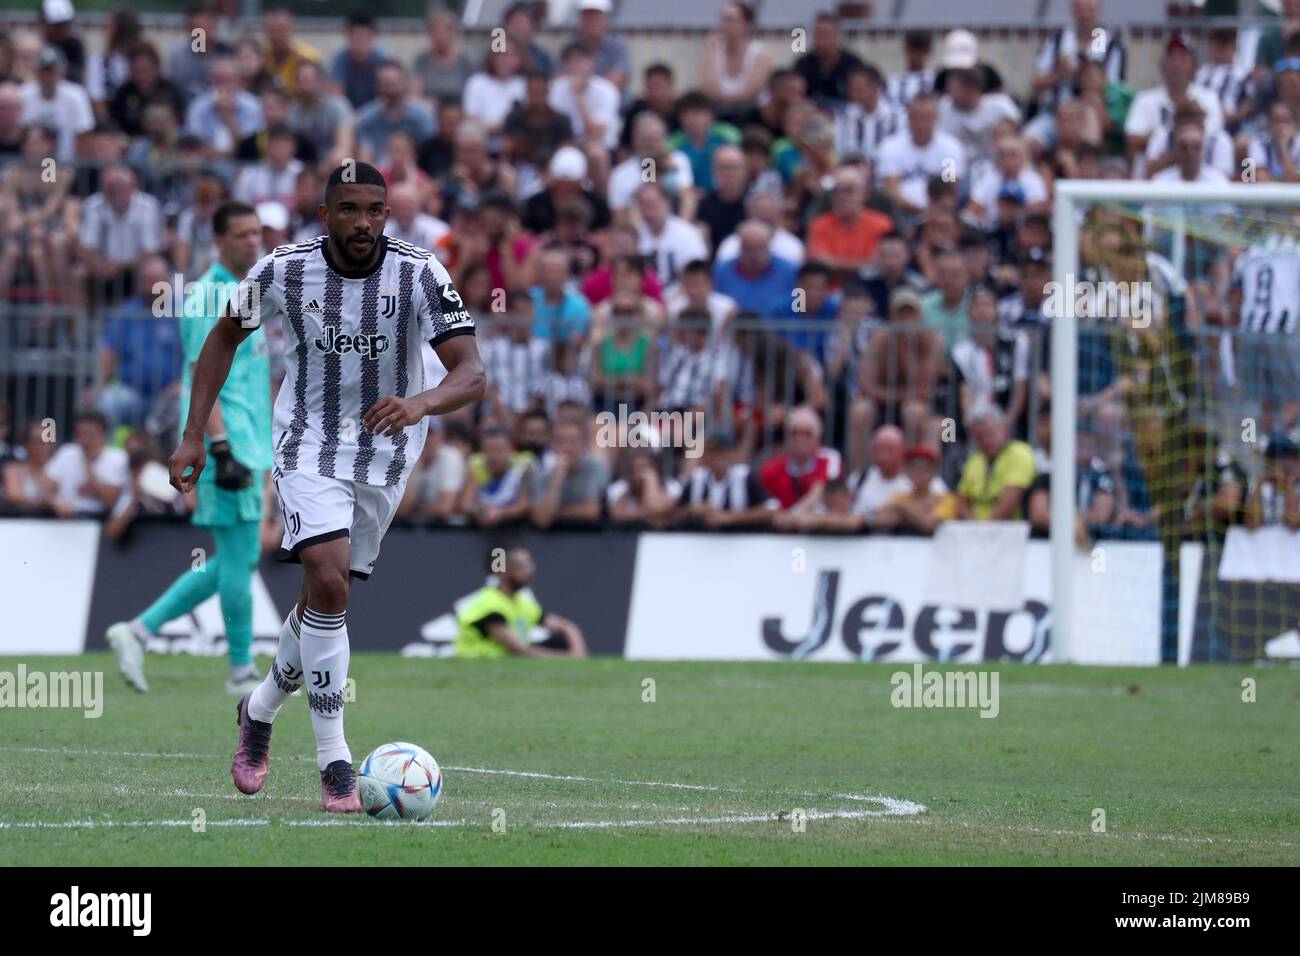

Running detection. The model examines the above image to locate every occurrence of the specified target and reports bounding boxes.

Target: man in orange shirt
[807,166,893,282]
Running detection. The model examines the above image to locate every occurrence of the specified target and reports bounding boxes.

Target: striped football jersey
[232,235,475,487]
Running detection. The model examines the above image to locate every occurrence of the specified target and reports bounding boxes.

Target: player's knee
[306,565,350,612]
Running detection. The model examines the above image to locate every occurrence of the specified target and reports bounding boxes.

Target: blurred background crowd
[1,0,1298,543]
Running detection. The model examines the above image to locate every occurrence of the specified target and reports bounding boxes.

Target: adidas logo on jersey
[315,325,391,357]
[304,298,324,315]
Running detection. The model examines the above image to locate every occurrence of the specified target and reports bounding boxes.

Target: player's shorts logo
[315,325,391,358]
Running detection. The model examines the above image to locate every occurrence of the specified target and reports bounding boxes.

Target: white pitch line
[444,764,725,792]
[544,802,925,829]
[0,747,864,800]
[1,746,212,759]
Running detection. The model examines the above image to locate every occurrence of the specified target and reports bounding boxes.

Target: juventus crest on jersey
[233,235,475,487]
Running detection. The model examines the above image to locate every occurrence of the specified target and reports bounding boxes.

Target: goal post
[1050,180,1300,665]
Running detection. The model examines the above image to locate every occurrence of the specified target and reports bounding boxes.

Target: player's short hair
[797,261,831,283]
[740,126,773,155]
[561,41,595,62]
[823,477,850,496]
[845,61,884,87]
[325,162,387,204]
[444,420,477,449]
[681,258,712,279]
[675,90,713,115]
[212,200,258,235]
[1023,212,1051,232]
[75,410,110,432]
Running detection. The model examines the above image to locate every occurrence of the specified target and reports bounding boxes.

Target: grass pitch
[0,654,1296,865]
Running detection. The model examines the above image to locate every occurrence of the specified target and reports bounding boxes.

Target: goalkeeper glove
[210,438,253,490]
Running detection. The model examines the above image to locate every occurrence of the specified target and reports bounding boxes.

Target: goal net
[1051,181,1300,665]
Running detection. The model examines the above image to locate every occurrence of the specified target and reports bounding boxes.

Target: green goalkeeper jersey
[179,260,273,477]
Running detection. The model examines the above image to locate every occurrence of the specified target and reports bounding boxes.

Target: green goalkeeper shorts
[192,470,265,528]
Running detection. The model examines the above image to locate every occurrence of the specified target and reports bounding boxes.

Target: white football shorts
[272,467,404,580]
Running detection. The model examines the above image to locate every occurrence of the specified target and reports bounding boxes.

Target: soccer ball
[357,742,443,821]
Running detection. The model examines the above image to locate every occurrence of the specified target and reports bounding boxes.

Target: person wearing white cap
[933,28,1004,99]
[573,0,630,90]
[522,144,611,233]
[255,199,291,251]
[39,0,85,86]
[18,44,93,163]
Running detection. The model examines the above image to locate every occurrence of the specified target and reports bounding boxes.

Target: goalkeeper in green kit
[107,201,273,694]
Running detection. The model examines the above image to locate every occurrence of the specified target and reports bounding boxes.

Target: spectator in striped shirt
[887,31,935,110]
[658,311,716,417]
[1246,101,1300,183]
[536,338,594,420]
[834,63,900,161]
[673,431,774,529]
[479,292,548,420]
[1197,27,1254,135]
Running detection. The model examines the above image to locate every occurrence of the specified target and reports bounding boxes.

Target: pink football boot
[231,694,273,795]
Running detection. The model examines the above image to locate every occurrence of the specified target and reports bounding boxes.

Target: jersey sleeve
[229,254,280,331]
[416,258,476,348]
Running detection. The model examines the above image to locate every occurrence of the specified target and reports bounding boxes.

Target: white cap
[548,145,588,182]
[256,201,290,232]
[42,0,75,24]
[941,29,979,70]
[577,0,612,12]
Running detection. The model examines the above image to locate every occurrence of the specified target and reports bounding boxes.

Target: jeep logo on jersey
[314,325,391,357]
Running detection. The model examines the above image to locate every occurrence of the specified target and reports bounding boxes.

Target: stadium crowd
[1,0,1299,541]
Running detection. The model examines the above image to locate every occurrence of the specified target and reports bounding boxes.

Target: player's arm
[170,306,255,492]
[364,333,486,437]
[540,612,588,658]
[481,617,566,658]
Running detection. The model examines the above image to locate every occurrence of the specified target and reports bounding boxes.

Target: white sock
[129,617,153,648]
[247,609,303,724]
[300,607,351,771]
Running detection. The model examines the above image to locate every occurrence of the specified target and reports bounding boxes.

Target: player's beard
[335,232,380,269]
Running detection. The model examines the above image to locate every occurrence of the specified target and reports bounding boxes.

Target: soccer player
[1230,232,1300,435]
[106,201,271,696]
[455,545,588,658]
[169,162,485,812]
